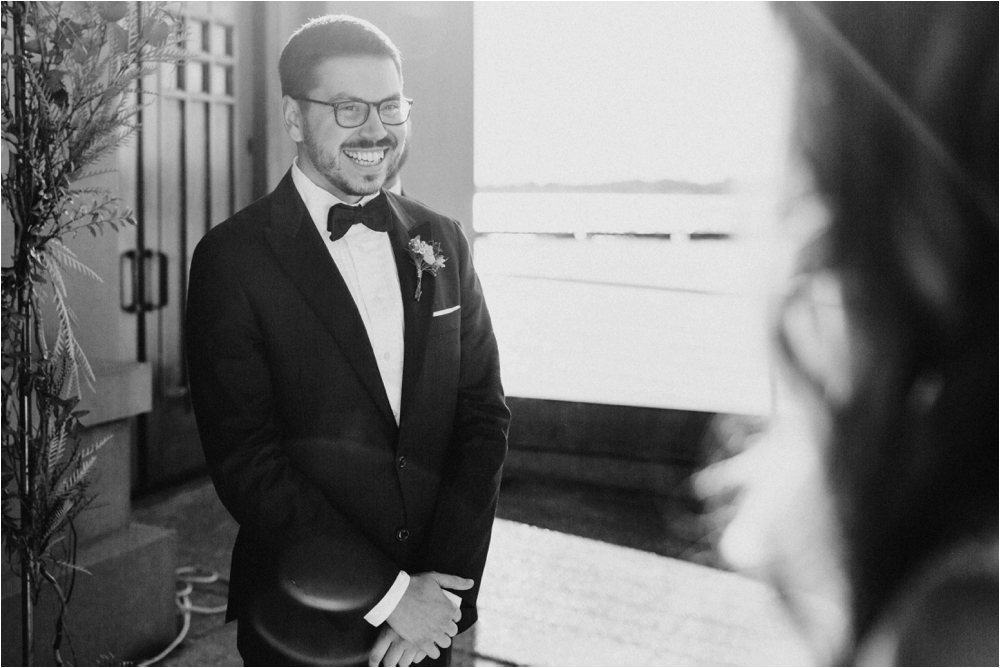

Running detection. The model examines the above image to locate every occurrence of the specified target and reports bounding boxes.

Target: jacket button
[396,528,409,542]
[397,455,407,469]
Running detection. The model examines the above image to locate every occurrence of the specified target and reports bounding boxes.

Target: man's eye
[381,101,400,113]
[338,102,363,114]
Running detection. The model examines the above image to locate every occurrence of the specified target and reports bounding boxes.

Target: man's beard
[385,132,410,188]
[303,130,401,198]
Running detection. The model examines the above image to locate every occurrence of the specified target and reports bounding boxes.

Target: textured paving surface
[134,477,237,662]
[133,475,808,666]
[473,521,809,667]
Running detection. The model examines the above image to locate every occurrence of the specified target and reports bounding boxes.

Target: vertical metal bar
[135,17,147,363]
[249,4,268,201]
[228,104,235,217]
[204,102,212,236]
[178,99,190,387]
[134,2,150,492]
[18,306,34,668]
[11,4,35,664]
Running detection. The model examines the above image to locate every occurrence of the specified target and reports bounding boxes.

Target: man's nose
[357,104,389,139]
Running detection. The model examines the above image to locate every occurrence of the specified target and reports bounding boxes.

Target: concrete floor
[132,472,807,666]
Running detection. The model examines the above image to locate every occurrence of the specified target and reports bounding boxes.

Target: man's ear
[282,95,305,143]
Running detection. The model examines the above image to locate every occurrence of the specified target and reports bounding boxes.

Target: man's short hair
[279,15,403,98]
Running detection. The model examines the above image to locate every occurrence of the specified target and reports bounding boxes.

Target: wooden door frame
[133,3,266,493]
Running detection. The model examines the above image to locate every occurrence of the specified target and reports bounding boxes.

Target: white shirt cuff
[364,570,410,626]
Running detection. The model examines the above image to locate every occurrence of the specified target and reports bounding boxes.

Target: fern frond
[55,456,96,498]
[47,421,69,475]
[66,185,116,198]
[39,254,96,394]
[47,241,103,282]
[70,167,118,182]
[79,435,112,461]
[31,295,53,359]
[53,560,92,576]
[72,337,96,393]
[39,497,74,547]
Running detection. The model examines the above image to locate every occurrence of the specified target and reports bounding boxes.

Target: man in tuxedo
[185,15,509,667]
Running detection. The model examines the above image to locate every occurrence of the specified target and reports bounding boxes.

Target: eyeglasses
[295,96,414,128]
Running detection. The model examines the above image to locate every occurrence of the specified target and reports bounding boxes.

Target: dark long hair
[776,1,997,653]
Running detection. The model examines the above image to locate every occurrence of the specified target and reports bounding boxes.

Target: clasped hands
[368,571,472,667]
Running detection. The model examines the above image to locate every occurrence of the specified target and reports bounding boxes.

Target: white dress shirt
[290,162,410,626]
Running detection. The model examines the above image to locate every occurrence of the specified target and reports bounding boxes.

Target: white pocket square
[433,305,460,317]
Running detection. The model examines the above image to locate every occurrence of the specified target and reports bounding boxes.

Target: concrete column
[1,364,177,665]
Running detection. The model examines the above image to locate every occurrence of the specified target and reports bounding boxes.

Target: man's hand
[369,625,427,667]
[385,571,472,659]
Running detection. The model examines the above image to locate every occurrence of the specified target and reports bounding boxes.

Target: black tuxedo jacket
[186,171,509,637]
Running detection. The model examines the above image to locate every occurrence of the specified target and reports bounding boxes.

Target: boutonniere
[407,236,446,301]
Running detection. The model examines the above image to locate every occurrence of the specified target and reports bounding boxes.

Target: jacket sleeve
[417,222,510,632]
[185,230,399,618]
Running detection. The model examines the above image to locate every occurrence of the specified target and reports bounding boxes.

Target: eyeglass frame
[293,95,414,128]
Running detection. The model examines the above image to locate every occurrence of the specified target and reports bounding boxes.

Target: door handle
[120,250,139,313]
[142,250,168,311]
[121,250,168,312]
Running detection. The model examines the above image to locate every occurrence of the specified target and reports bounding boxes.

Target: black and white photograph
[2,1,996,666]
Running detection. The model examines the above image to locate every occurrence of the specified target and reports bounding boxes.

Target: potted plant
[2,2,182,664]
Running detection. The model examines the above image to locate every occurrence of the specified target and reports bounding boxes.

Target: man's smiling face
[291,56,407,202]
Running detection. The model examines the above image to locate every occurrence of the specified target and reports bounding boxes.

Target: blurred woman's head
[710,3,996,664]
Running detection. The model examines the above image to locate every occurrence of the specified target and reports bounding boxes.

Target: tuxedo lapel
[263,173,395,425]
[386,194,435,426]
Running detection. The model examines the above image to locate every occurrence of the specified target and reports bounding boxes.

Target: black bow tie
[326,192,391,242]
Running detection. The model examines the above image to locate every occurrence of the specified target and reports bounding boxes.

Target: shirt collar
[291,159,381,232]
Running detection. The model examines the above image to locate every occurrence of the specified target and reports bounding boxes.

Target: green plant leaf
[94,2,129,23]
[44,70,67,91]
[4,0,186,630]
[69,43,89,65]
[106,21,129,54]
[53,560,92,576]
[143,20,172,48]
